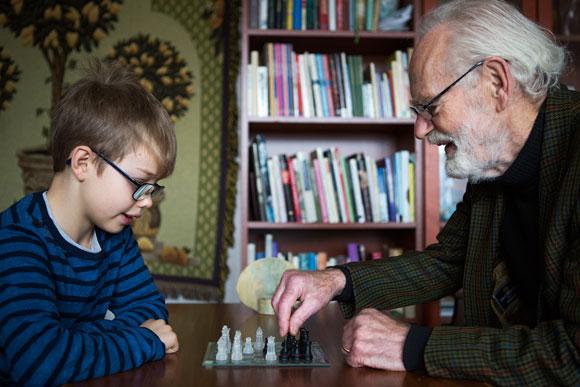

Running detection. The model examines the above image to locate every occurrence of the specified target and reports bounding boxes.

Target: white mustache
[427,130,454,146]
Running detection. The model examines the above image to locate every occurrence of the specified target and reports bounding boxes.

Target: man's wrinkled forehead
[410,26,452,102]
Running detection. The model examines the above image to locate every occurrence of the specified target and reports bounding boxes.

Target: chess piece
[216,336,228,361]
[299,328,309,359]
[231,330,243,361]
[290,336,301,362]
[221,325,231,353]
[265,336,277,361]
[304,341,313,363]
[279,336,290,363]
[243,337,254,355]
[254,327,264,352]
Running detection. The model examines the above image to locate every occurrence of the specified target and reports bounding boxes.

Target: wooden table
[69,303,488,386]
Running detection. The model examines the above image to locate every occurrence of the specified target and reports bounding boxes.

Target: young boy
[0,60,179,385]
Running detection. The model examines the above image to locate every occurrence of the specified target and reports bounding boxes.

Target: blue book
[256,134,275,222]
[315,54,329,117]
[293,0,302,29]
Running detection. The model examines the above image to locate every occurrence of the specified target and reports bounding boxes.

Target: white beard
[427,110,510,183]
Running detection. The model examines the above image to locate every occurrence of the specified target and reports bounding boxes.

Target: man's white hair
[418,0,568,102]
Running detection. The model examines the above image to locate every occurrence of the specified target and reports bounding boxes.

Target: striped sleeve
[0,228,165,386]
[106,228,168,326]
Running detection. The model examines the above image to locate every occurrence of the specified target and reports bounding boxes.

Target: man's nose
[414,114,433,140]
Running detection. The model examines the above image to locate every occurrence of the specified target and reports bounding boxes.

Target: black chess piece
[298,328,310,360]
[304,341,313,363]
[290,335,301,362]
[279,336,290,363]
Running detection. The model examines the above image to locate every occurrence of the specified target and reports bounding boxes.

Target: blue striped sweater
[0,192,167,385]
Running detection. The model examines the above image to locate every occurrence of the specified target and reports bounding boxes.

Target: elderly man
[272,0,580,384]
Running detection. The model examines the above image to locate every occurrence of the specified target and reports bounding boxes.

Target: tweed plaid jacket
[340,86,580,385]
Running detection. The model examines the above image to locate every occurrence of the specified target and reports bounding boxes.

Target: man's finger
[287,298,318,335]
[276,285,301,336]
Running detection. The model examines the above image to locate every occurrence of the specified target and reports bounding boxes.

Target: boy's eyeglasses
[410,60,485,121]
[66,150,164,201]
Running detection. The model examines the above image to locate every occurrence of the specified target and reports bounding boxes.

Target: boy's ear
[68,146,95,181]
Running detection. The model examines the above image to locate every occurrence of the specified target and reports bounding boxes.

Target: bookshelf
[239,0,441,325]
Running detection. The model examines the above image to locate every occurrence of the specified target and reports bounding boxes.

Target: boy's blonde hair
[50,59,177,179]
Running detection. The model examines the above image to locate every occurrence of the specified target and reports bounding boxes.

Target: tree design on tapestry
[0,46,20,112]
[0,0,123,137]
[106,33,194,122]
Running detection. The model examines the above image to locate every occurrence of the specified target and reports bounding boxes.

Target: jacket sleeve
[339,184,474,318]
[0,227,165,386]
[424,230,580,385]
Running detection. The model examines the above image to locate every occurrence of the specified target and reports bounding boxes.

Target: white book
[258,0,268,29]
[340,53,353,118]
[329,149,348,223]
[362,84,374,118]
[297,152,317,223]
[291,51,300,117]
[328,0,337,31]
[381,73,393,118]
[349,158,365,223]
[307,53,324,117]
[369,62,380,119]
[247,64,254,116]
[365,155,379,222]
[272,155,288,223]
[267,158,280,222]
[398,150,411,222]
[250,51,259,116]
[298,54,312,118]
[323,157,339,223]
[256,66,269,117]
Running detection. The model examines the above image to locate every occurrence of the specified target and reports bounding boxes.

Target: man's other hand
[341,308,409,371]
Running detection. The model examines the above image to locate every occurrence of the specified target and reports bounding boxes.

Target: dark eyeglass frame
[411,60,485,121]
[66,150,164,201]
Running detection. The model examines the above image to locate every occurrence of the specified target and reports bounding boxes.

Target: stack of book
[248,0,412,32]
[247,45,412,119]
[249,134,415,224]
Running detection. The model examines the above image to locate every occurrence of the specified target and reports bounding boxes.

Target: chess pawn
[254,327,264,352]
[265,336,277,361]
[304,341,313,363]
[221,325,231,353]
[279,336,290,363]
[243,337,254,355]
[290,338,301,362]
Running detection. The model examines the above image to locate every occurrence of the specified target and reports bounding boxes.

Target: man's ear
[68,146,95,181]
[484,57,512,112]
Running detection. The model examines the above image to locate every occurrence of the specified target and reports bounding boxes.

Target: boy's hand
[141,319,179,354]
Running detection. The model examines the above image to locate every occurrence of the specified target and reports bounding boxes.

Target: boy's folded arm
[105,233,169,327]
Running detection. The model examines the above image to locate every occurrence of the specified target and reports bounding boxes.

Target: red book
[319,0,329,30]
[322,54,335,117]
[312,158,329,223]
[293,52,303,116]
[287,156,302,222]
[337,0,345,31]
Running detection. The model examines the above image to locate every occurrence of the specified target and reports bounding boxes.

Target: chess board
[201,341,330,368]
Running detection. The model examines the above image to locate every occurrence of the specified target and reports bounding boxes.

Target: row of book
[249,134,415,224]
[248,234,405,266]
[248,0,412,32]
[247,44,412,119]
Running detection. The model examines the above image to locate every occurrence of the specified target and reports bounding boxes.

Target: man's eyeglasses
[411,60,485,121]
[66,150,164,201]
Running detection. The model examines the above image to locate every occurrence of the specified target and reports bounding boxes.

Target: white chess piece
[231,330,243,361]
[254,327,264,352]
[220,325,231,353]
[243,337,254,355]
[216,336,228,361]
[265,336,277,361]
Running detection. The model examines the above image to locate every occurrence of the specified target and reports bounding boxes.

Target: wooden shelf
[248,221,416,230]
[248,29,415,39]
[557,34,580,43]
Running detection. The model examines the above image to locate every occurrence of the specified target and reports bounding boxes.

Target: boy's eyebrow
[136,167,156,177]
